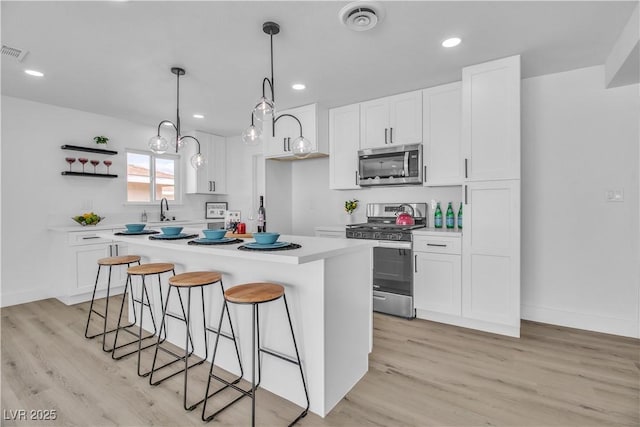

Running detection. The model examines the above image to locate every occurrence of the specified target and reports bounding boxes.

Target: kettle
[395,204,416,225]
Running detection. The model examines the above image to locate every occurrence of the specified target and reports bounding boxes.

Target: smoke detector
[339,1,385,32]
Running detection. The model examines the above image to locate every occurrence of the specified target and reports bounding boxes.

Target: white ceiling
[1,1,636,137]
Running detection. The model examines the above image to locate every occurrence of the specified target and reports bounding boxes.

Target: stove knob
[373,232,381,240]
[355,232,362,238]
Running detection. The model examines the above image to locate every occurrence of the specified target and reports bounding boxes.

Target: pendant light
[242,22,312,158]
[148,67,206,169]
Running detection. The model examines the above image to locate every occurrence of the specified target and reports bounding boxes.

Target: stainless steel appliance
[346,203,427,318]
[357,144,423,186]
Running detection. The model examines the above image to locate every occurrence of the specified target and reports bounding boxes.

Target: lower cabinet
[413,233,462,316]
[57,230,129,305]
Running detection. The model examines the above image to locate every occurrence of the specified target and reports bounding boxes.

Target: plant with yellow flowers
[344,199,359,215]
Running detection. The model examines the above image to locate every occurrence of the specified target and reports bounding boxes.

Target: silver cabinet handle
[384,128,388,144]
[465,185,468,205]
[283,138,287,152]
[212,181,216,192]
[427,243,447,247]
[389,127,393,143]
[465,158,468,178]
[82,236,100,240]
[355,171,358,186]
[423,165,427,182]
[414,254,417,272]
[208,181,212,192]
[287,137,291,151]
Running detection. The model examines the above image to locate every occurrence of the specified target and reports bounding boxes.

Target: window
[126,150,180,203]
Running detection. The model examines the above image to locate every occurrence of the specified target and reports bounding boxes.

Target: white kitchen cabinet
[462,55,520,181]
[360,90,422,149]
[422,82,463,186]
[462,180,520,336]
[57,230,129,305]
[264,103,328,159]
[413,233,462,317]
[184,130,227,194]
[329,103,361,189]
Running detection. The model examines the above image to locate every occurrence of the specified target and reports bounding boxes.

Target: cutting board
[225,232,253,238]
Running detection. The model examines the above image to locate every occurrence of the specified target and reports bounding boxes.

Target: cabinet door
[462,180,520,333]
[360,98,389,149]
[184,130,210,194]
[264,104,318,158]
[414,252,462,315]
[329,104,360,189]
[208,135,227,194]
[423,82,462,186]
[73,243,112,293]
[462,55,520,181]
[388,90,422,145]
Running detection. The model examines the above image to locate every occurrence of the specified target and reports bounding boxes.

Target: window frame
[125,148,182,205]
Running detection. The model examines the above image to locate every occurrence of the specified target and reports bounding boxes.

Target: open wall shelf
[61,172,118,178]
[61,145,118,155]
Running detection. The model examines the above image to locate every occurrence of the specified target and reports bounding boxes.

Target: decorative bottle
[257,196,266,232]
[434,202,443,228]
[446,202,455,229]
[457,203,463,229]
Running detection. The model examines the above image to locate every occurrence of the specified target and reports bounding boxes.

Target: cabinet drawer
[68,231,112,246]
[413,235,461,254]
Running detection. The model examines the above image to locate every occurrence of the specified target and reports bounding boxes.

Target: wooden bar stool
[149,271,244,412]
[112,262,175,377]
[202,282,309,426]
[84,255,141,352]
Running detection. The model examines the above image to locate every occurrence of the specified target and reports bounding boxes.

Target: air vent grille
[1,45,28,62]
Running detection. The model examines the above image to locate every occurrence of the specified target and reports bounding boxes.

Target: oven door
[372,244,415,318]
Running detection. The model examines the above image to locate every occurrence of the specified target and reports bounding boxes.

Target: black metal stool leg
[283,294,310,426]
[251,303,257,427]
[84,264,102,339]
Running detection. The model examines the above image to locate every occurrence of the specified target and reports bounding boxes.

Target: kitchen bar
[97,229,375,417]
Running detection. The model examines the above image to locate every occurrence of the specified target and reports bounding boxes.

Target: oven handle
[377,241,412,249]
[373,295,387,301]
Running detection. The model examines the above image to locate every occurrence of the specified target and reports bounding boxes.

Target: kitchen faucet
[160,197,169,221]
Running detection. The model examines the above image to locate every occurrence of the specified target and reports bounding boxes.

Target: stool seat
[224,282,284,304]
[127,262,175,276]
[169,271,222,287]
[98,255,141,266]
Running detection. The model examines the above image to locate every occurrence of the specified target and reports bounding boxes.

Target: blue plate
[153,233,192,240]
[244,241,290,249]
[193,237,235,244]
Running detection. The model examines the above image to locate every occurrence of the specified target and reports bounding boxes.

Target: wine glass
[103,160,112,174]
[65,157,76,172]
[78,158,88,172]
[90,159,100,173]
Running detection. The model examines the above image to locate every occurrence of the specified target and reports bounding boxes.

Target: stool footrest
[112,334,161,360]
[260,346,300,366]
[149,356,206,386]
[205,326,235,342]
[85,321,134,340]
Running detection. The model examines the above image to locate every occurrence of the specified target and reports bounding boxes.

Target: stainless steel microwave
[358,143,423,186]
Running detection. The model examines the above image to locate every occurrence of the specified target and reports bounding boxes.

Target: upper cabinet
[329,103,361,190]
[462,55,521,181]
[264,103,329,159]
[422,82,463,186]
[184,130,227,194]
[360,90,422,149]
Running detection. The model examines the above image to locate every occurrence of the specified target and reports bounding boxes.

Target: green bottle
[457,202,463,229]
[434,202,443,228]
[446,202,455,229]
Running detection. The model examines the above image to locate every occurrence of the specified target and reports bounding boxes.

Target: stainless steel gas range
[346,203,427,319]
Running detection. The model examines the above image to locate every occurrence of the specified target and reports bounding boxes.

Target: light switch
[605,189,624,202]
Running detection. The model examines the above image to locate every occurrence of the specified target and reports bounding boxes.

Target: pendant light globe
[190,152,207,169]
[242,124,262,145]
[291,136,312,159]
[253,96,274,122]
[148,135,169,154]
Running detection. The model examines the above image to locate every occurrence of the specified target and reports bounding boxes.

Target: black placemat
[188,238,244,246]
[148,233,198,241]
[114,230,160,236]
[237,243,302,252]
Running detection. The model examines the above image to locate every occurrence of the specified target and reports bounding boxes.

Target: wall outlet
[605,189,624,202]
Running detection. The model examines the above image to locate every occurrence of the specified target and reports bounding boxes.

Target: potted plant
[344,199,359,223]
[93,136,109,145]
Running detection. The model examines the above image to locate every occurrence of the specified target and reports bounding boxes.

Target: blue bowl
[125,223,146,233]
[202,229,226,240]
[253,232,280,244]
[161,226,183,236]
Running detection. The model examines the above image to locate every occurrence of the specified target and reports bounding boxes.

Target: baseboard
[0,288,55,308]
[56,286,126,306]
[415,309,520,337]
[521,303,639,338]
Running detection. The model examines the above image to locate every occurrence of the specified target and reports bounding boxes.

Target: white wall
[1,96,218,306]
[521,66,639,337]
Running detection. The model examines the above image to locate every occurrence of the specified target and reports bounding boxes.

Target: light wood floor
[2,298,638,426]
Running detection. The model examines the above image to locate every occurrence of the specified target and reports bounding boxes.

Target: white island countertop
[96,229,375,264]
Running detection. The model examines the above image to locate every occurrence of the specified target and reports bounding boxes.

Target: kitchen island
[97,229,374,417]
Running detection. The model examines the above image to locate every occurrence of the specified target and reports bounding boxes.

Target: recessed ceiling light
[442,37,462,48]
[193,114,204,119]
[292,83,306,91]
[24,69,44,77]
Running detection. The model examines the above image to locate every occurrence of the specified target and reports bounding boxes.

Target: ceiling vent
[1,44,28,62]
[339,1,385,32]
